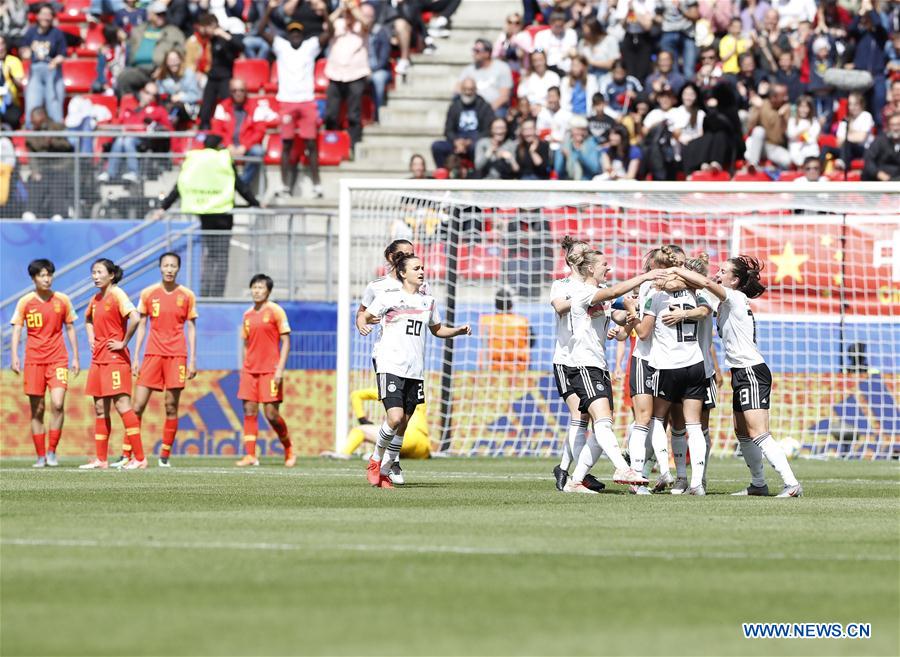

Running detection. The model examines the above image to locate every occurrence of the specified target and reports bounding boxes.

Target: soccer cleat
[563,479,598,494]
[109,455,129,469]
[776,483,803,498]
[389,462,405,485]
[378,474,394,489]
[731,484,770,497]
[122,458,147,470]
[158,457,171,468]
[582,473,606,493]
[613,468,649,486]
[687,485,706,496]
[235,455,259,467]
[629,485,652,495]
[78,459,108,470]
[653,471,675,492]
[32,457,47,468]
[46,452,59,467]
[366,458,381,486]
[284,447,296,468]
[552,464,568,491]
[670,477,689,495]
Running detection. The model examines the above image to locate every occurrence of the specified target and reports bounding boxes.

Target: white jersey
[644,288,705,370]
[361,275,430,362]
[632,279,654,361]
[568,281,611,370]
[695,290,719,378]
[716,288,765,369]
[366,289,442,380]
[550,277,576,366]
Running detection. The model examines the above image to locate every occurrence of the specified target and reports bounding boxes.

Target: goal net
[337,181,900,461]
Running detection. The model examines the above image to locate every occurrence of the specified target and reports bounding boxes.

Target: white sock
[686,423,706,488]
[671,428,687,479]
[628,423,648,474]
[642,430,654,478]
[703,429,711,466]
[562,419,587,472]
[372,422,395,461]
[594,418,629,471]
[380,433,404,475]
[738,435,766,487]
[650,417,670,475]
[559,428,574,472]
[755,433,799,487]
[571,431,601,483]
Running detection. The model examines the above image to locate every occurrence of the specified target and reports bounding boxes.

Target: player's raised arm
[592,269,665,305]
[674,267,727,302]
[429,323,472,338]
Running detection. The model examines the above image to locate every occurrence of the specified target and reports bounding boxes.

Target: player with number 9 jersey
[85,281,137,398]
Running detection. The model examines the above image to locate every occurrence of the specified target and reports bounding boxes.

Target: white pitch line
[1,537,897,563]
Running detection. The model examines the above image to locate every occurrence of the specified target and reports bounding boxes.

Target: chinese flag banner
[736,216,900,317]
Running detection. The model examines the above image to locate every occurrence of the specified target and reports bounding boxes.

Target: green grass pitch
[1,457,898,656]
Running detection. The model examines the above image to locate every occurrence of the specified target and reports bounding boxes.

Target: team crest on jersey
[53,301,61,313]
[176,296,185,307]
[263,313,270,323]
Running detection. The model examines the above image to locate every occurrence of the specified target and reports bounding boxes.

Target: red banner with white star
[735,216,900,316]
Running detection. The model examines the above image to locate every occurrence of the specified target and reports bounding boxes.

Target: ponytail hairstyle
[661,243,686,266]
[92,258,124,284]
[568,249,602,279]
[728,255,766,298]
[562,235,591,269]
[384,239,414,266]
[642,247,661,272]
[390,252,420,281]
[684,251,710,276]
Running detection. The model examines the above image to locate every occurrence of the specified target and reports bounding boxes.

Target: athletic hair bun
[732,255,766,298]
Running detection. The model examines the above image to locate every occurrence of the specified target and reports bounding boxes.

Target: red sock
[270,416,291,448]
[95,417,110,462]
[161,418,178,458]
[32,433,46,458]
[48,429,62,453]
[243,415,258,456]
[122,410,144,461]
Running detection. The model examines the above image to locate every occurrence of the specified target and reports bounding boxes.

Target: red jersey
[10,291,76,364]
[242,301,290,374]
[86,286,136,365]
[137,283,198,357]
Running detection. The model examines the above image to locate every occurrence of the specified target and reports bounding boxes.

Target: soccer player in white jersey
[675,256,802,497]
[559,249,664,493]
[550,237,604,493]
[361,252,470,488]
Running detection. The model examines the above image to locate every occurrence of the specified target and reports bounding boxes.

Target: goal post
[337,180,900,460]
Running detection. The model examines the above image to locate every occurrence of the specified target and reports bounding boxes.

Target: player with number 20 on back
[10,259,80,468]
[361,253,471,488]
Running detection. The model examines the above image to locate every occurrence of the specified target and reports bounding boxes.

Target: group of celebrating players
[10,255,294,470]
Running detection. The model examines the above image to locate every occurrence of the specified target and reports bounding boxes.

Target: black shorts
[553,363,575,400]
[731,363,772,413]
[565,366,613,413]
[652,362,707,403]
[377,372,424,415]
[703,376,718,410]
[629,357,656,398]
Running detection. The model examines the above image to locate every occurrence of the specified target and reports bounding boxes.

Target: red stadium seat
[850,158,864,171]
[846,170,862,181]
[731,170,772,182]
[60,0,90,22]
[432,167,449,179]
[58,23,83,42]
[62,59,97,94]
[80,93,118,121]
[76,22,105,56]
[314,59,329,94]
[233,59,270,93]
[778,170,804,181]
[318,130,351,165]
[818,135,838,149]
[688,169,730,182]
[264,62,279,92]
[458,244,503,280]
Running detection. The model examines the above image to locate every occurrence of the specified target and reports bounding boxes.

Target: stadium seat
[688,169,731,182]
[778,170,804,181]
[62,59,97,94]
[264,62,279,92]
[317,130,351,166]
[850,158,864,171]
[233,59,270,93]
[731,170,772,182]
[80,94,118,121]
[314,59,329,94]
[76,22,105,56]
[818,135,838,149]
[58,23,83,46]
[433,167,449,179]
[60,0,90,21]
[263,134,283,165]
[458,244,504,280]
[846,170,862,181]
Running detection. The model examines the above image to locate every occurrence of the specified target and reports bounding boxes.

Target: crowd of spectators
[429,0,900,181]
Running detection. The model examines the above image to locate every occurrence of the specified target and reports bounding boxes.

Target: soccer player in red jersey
[236,274,294,467]
[132,252,198,467]
[10,259,80,468]
[79,258,145,470]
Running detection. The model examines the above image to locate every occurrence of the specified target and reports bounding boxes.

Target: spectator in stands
[815,0,851,37]
[720,17,753,75]
[883,79,900,129]
[536,86,571,149]
[199,0,247,33]
[533,10,577,74]
[598,124,641,179]
[492,12,530,73]
[577,16,619,78]
[614,0,660,81]
[364,2,391,122]
[887,31,900,84]
[786,94,820,166]
[376,0,413,76]
[113,0,146,34]
[514,117,551,179]
[645,50,686,101]
[98,80,173,184]
[862,111,900,180]
[683,82,744,173]
[796,155,824,181]
[0,0,27,49]
[118,2,186,97]
[259,0,333,199]
[559,55,598,116]
[188,13,245,129]
[154,49,203,125]
[660,0,699,80]
[740,0,770,35]
[473,117,517,179]
[324,0,372,149]
[774,50,803,102]
[849,0,888,126]
[755,8,791,74]
[587,92,616,146]
[25,106,73,219]
[620,93,652,144]
[432,77,494,167]
[806,35,835,121]
[773,0,816,32]
[826,91,875,170]
[505,95,531,137]
[641,86,680,180]
[409,153,428,178]
[212,78,277,186]
[457,39,513,117]
[695,46,724,91]
[0,35,25,128]
[731,52,768,110]
[93,24,127,93]
[745,81,791,169]
[668,81,705,170]
[20,4,66,128]
[517,50,561,114]
[554,114,601,180]
[599,59,643,118]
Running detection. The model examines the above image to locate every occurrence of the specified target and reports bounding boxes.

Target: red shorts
[137,355,187,391]
[238,370,283,403]
[279,101,318,141]
[23,362,69,397]
[85,362,132,398]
